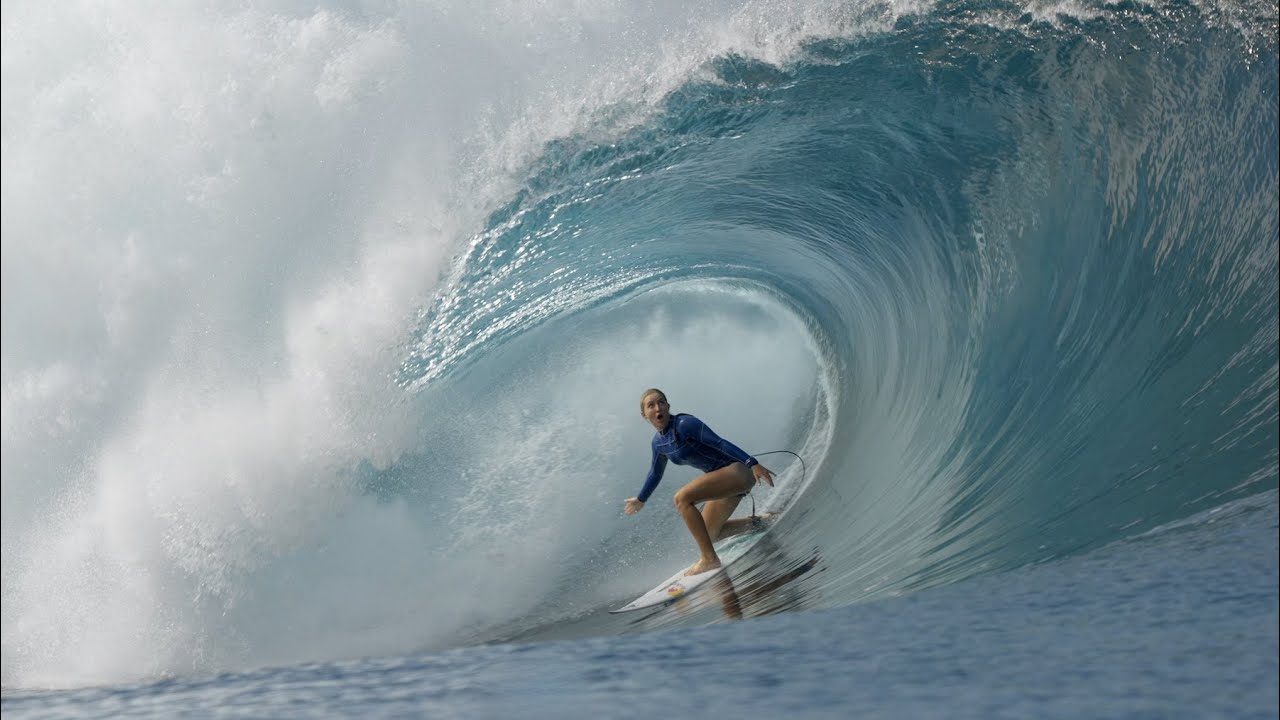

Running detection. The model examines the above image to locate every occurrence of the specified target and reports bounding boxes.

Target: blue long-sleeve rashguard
[635,413,758,502]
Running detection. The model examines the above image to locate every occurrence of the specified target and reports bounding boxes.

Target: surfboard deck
[610,514,777,614]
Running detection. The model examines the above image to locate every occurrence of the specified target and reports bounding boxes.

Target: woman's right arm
[625,444,667,514]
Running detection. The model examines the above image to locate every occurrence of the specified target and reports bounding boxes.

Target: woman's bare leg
[716,511,778,541]
[673,463,754,575]
[701,497,743,542]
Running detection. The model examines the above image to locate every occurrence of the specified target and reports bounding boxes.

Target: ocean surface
[2,0,1277,718]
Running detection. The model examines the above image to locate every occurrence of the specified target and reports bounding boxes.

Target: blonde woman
[625,388,775,575]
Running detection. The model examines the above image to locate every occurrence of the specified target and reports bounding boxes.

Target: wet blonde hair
[639,388,667,413]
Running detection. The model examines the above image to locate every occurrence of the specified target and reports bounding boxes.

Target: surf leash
[745,450,806,521]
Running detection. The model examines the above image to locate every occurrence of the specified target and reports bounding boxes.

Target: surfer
[624,388,775,575]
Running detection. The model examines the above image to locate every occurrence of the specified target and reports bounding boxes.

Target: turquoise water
[2,0,1276,716]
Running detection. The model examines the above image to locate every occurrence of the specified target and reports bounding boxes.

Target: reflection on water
[626,536,824,625]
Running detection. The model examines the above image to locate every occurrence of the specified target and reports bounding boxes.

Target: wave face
[3,0,1277,689]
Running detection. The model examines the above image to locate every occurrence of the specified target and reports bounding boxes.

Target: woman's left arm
[684,415,773,485]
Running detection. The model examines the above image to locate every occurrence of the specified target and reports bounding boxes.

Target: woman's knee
[673,487,693,509]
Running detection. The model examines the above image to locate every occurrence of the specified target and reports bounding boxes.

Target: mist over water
[3,0,1277,692]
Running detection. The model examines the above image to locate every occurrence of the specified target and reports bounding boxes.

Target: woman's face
[641,392,670,431]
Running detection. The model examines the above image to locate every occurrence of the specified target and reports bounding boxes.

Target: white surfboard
[610,514,777,614]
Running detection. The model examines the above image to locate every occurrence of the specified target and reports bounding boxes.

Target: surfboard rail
[610,514,777,613]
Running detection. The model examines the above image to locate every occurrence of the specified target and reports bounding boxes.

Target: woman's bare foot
[685,556,722,576]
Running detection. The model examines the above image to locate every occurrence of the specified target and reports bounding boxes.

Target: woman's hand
[753,464,775,487]
[624,498,645,514]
